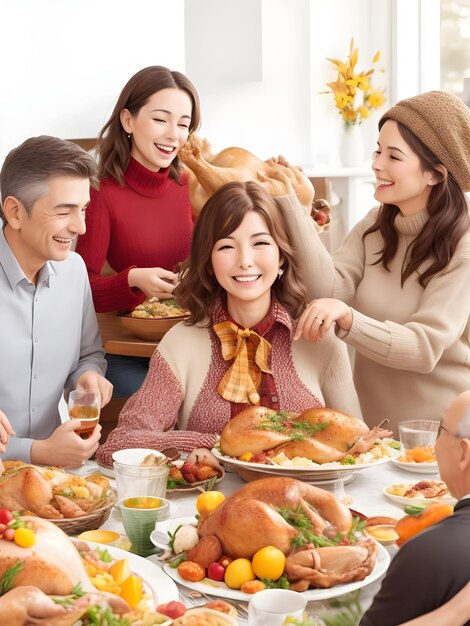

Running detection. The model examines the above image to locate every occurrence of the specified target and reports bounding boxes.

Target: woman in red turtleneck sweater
[76,66,201,395]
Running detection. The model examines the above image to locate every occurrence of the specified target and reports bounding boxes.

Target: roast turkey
[0,516,95,595]
[179,134,315,216]
[219,406,392,463]
[198,476,352,559]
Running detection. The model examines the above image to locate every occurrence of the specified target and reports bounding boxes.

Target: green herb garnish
[276,507,336,548]
[94,547,113,563]
[256,412,329,441]
[167,524,183,551]
[0,561,24,596]
[262,574,290,589]
[388,440,401,450]
[340,455,356,465]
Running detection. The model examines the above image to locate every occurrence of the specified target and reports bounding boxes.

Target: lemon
[195,491,225,519]
[224,558,256,589]
[251,546,286,581]
[13,527,36,548]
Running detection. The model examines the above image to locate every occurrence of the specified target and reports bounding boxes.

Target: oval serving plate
[154,517,390,602]
[212,446,399,482]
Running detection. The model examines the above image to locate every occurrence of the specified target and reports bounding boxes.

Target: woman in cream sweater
[281,91,470,434]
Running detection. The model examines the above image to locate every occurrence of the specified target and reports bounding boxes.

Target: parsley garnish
[255,412,329,441]
[340,455,356,465]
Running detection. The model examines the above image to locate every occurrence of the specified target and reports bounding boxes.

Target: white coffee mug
[247,588,307,626]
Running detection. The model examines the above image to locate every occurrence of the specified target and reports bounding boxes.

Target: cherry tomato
[178,560,206,582]
[0,509,14,525]
[3,528,15,541]
[207,561,225,581]
[157,601,187,619]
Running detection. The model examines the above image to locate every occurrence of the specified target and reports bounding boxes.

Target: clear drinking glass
[398,420,439,450]
[67,390,100,439]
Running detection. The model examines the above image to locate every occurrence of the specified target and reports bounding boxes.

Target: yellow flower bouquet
[324,38,385,125]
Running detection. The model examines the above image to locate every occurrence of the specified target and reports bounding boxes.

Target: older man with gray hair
[361,390,470,626]
[0,136,112,467]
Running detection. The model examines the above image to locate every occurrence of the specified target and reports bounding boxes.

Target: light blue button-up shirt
[0,229,106,462]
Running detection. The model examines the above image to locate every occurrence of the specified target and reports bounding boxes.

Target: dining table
[96,312,158,358]
[86,457,442,624]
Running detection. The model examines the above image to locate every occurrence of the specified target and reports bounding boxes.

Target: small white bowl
[112,448,166,466]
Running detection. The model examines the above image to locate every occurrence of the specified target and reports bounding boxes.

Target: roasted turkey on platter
[196,476,378,590]
[219,406,393,463]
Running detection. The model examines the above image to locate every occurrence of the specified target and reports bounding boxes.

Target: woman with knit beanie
[76,66,201,396]
[279,91,470,435]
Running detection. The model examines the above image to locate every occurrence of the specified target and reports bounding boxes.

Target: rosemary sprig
[0,560,24,596]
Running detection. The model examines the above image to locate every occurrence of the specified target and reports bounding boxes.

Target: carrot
[395,503,453,545]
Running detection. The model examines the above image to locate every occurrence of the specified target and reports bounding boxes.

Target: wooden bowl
[119,314,189,341]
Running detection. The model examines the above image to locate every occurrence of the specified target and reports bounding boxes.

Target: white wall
[0,0,186,163]
[1,0,421,170]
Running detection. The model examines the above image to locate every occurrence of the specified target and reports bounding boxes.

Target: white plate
[391,458,439,475]
[212,447,399,481]
[154,518,390,602]
[86,541,178,606]
[150,515,198,550]
[382,484,457,507]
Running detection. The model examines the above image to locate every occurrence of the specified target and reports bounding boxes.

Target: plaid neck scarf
[213,320,273,405]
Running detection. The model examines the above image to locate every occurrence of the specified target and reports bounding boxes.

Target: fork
[179,587,250,620]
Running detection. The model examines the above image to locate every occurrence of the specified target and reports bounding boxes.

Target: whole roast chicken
[219,406,392,462]
[197,476,377,589]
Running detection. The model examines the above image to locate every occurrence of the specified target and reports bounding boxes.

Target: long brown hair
[364,120,470,287]
[175,181,307,324]
[97,66,201,185]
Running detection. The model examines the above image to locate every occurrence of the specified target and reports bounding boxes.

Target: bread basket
[52,487,118,535]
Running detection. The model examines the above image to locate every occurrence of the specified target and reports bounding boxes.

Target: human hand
[76,371,113,408]
[185,448,224,472]
[271,154,304,172]
[0,586,67,625]
[0,410,15,454]
[260,161,313,209]
[128,267,179,299]
[30,419,102,467]
[294,298,352,342]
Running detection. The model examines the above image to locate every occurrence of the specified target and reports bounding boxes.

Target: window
[440,0,470,104]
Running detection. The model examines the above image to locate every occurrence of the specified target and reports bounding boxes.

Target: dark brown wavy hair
[97,66,201,185]
[175,181,307,324]
[364,120,470,287]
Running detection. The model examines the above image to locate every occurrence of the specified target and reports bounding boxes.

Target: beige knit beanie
[380,91,470,192]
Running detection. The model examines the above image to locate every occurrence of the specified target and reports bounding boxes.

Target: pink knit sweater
[96,299,361,465]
